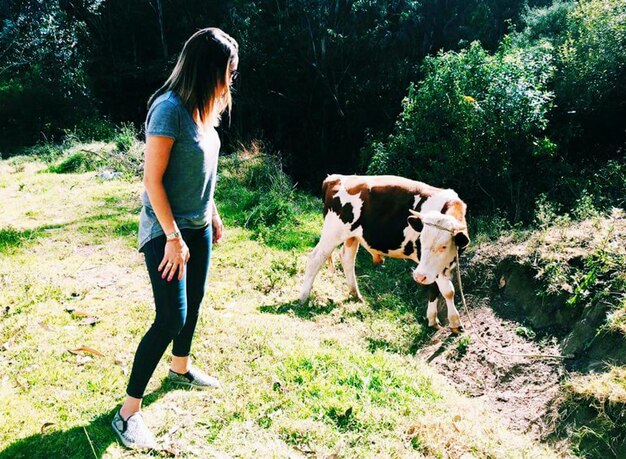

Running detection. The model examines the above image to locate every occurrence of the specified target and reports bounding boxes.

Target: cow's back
[321,174,441,255]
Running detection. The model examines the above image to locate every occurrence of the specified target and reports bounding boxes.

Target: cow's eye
[440,245,447,251]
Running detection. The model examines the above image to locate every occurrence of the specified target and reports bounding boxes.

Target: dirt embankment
[417,211,626,457]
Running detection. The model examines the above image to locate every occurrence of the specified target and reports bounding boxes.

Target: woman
[112,27,238,450]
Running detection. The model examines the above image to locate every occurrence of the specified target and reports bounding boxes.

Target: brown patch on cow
[344,237,358,249]
[345,177,440,253]
[322,176,342,216]
[322,176,356,225]
[442,199,470,250]
[372,252,384,265]
[441,199,467,224]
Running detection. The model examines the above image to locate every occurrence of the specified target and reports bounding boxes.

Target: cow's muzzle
[413,271,435,285]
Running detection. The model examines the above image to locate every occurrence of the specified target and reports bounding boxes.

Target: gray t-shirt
[138,90,219,251]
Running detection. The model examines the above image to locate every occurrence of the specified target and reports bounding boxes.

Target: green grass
[555,368,626,458]
[0,148,561,458]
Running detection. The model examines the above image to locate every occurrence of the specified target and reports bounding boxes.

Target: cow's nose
[414,273,429,284]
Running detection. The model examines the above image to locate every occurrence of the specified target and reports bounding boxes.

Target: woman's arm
[144,135,190,281]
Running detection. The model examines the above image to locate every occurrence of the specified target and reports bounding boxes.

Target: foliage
[365,0,626,222]
[66,118,118,144]
[557,369,626,458]
[215,142,322,250]
[41,123,144,177]
[0,0,547,177]
[515,0,626,208]
[48,151,96,174]
[0,0,98,150]
[365,41,556,220]
[554,0,626,157]
[529,211,626,333]
[516,0,575,46]
[455,335,471,357]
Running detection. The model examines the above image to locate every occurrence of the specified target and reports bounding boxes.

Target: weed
[64,118,117,143]
[455,335,472,357]
[515,326,537,339]
[48,151,96,173]
[113,122,139,153]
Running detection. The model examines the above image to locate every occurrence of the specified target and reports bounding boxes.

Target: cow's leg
[426,283,441,329]
[436,275,462,333]
[340,237,362,301]
[299,231,344,303]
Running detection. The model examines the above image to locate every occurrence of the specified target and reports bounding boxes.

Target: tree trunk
[150,0,168,58]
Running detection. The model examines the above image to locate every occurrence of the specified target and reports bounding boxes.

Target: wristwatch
[166,230,181,241]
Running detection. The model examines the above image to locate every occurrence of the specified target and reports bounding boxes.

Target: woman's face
[228,55,239,87]
[216,55,238,97]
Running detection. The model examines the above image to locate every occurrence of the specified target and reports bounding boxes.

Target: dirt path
[417,301,567,440]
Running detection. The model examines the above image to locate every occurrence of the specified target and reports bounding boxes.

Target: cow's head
[407,210,470,285]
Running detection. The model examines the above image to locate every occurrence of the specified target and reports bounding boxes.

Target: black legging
[126,225,212,399]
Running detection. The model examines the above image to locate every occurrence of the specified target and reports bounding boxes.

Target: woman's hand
[212,213,224,244]
[158,237,190,281]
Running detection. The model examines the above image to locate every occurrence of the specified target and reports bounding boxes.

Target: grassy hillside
[465,211,626,458]
[0,142,563,458]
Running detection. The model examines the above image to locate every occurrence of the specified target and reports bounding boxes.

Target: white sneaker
[111,410,158,450]
[167,367,221,390]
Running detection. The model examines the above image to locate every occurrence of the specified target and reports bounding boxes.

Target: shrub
[365,41,556,221]
[521,0,626,195]
[66,118,117,143]
[48,151,96,174]
[113,123,139,153]
[217,141,296,225]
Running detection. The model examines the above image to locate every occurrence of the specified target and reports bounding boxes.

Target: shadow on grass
[0,378,181,459]
[0,224,65,254]
[259,299,339,319]
[366,327,440,355]
[0,207,139,255]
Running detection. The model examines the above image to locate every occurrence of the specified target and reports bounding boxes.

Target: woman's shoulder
[149,90,183,112]
[146,91,184,138]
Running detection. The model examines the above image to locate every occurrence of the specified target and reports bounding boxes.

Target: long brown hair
[148,27,238,128]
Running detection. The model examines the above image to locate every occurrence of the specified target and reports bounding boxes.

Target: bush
[365,41,556,221]
[43,123,144,178]
[67,118,117,143]
[48,151,97,174]
[113,123,139,153]
[516,1,575,46]
[520,0,626,182]
[218,142,297,231]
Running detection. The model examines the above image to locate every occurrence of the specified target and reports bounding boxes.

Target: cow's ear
[408,212,424,232]
[454,230,470,252]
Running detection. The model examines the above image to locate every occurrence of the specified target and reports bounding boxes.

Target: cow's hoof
[450,325,464,335]
[429,321,442,330]
[299,295,310,305]
[349,293,364,302]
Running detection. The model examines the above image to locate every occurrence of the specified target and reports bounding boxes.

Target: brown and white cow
[299,174,470,332]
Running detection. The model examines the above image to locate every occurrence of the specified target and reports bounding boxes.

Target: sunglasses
[230,69,239,84]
